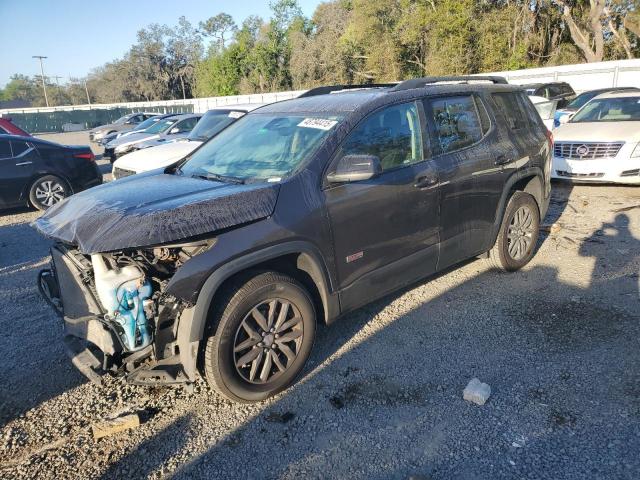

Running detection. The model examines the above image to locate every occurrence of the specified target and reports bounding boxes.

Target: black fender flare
[490,167,546,243]
[186,241,337,343]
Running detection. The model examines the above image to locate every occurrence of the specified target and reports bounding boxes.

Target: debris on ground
[463,378,492,406]
[91,413,140,440]
[264,411,295,424]
[540,223,562,234]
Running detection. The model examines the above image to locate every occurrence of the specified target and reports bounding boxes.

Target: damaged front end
[39,241,213,387]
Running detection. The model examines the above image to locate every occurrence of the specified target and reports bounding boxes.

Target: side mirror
[559,114,572,125]
[169,127,180,134]
[327,154,382,183]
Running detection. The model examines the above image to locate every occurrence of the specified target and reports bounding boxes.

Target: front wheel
[203,271,316,403]
[488,192,540,271]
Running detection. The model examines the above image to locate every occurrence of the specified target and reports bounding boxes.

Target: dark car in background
[0,116,31,137]
[0,135,102,210]
[523,81,576,109]
[36,77,551,403]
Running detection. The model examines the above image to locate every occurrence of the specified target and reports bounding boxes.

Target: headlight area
[39,240,215,387]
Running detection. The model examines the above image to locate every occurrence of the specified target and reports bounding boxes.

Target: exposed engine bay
[39,241,213,387]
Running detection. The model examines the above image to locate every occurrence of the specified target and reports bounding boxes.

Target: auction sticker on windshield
[297,118,338,130]
[228,111,245,118]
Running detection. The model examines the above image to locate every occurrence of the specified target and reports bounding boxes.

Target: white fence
[480,59,640,93]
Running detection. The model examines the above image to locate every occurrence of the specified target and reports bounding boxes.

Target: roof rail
[391,76,508,92]
[298,84,397,98]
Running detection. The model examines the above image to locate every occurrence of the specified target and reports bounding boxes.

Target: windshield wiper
[193,173,245,184]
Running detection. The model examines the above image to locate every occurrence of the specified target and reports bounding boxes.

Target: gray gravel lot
[0,132,639,479]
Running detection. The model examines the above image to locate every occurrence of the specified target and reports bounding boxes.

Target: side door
[423,94,506,269]
[323,101,440,311]
[0,139,36,207]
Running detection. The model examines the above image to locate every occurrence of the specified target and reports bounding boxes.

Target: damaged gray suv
[36,77,551,402]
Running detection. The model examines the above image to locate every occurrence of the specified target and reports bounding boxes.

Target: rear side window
[492,92,529,131]
[425,96,484,154]
[0,140,12,158]
[342,102,423,171]
[174,117,198,133]
[11,141,30,156]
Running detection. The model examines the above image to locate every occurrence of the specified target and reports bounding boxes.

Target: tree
[200,13,237,51]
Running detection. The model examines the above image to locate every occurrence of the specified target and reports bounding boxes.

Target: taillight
[74,152,95,161]
[545,129,553,147]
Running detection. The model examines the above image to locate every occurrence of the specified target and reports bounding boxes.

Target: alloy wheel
[233,298,304,384]
[35,180,66,207]
[507,205,535,260]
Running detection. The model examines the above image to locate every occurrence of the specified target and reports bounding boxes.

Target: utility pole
[83,79,91,106]
[51,75,64,106]
[32,55,49,107]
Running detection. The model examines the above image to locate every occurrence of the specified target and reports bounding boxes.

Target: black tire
[28,175,70,210]
[488,192,540,271]
[203,271,316,403]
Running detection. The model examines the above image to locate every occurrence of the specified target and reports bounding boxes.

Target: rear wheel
[204,271,316,403]
[29,175,69,210]
[488,192,539,271]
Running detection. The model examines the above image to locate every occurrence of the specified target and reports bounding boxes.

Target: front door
[323,101,440,311]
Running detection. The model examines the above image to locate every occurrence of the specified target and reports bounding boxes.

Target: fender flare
[490,167,545,242]
[185,241,336,343]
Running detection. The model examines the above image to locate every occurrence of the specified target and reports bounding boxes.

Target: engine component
[92,254,153,351]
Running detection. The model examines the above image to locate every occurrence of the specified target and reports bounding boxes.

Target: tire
[28,175,70,210]
[488,192,540,272]
[203,271,316,403]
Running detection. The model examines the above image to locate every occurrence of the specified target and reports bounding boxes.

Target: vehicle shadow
[97,225,640,480]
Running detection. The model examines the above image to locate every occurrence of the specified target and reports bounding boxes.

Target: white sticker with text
[297,118,338,130]
[228,111,245,118]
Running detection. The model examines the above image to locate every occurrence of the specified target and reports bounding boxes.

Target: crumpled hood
[33,173,280,254]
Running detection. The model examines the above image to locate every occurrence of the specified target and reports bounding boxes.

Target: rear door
[0,139,36,207]
[324,101,440,310]
[423,94,505,268]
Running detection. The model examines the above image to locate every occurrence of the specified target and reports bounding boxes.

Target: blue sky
[0,0,321,87]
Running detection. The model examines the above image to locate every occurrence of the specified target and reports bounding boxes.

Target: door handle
[15,161,33,166]
[495,155,511,166]
[414,175,438,189]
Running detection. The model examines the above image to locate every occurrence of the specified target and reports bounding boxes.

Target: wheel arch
[490,168,544,244]
[186,242,338,345]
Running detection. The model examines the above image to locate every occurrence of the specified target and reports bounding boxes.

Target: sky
[0,0,321,87]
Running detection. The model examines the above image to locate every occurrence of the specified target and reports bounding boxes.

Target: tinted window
[492,92,529,130]
[0,140,11,159]
[475,97,492,135]
[11,141,30,156]
[426,96,484,154]
[342,102,423,171]
[0,126,8,134]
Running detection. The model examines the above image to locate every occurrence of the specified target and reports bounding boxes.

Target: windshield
[179,114,342,182]
[144,118,178,134]
[187,111,242,141]
[114,115,130,124]
[570,97,640,123]
[566,91,599,110]
[134,117,160,131]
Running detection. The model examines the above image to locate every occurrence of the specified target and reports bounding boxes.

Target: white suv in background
[111,105,263,180]
[552,91,640,184]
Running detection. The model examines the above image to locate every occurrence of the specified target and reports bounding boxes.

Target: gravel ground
[0,132,639,479]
